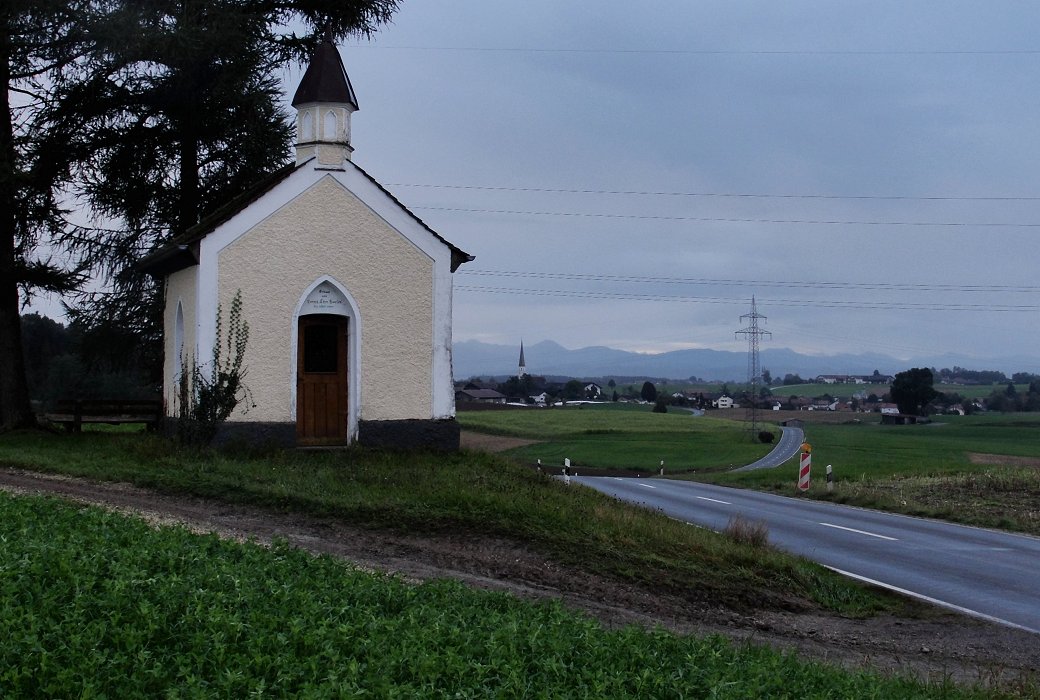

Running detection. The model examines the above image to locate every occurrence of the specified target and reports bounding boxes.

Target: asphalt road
[572,476,1040,634]
[731,426,804,471]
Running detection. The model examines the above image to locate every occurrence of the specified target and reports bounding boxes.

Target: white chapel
[142,37,473,448]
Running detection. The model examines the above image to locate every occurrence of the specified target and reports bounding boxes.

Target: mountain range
[453,339,1040,382]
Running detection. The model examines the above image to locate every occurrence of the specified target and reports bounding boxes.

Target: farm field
[457,403,773,471]
[0,490,996,699]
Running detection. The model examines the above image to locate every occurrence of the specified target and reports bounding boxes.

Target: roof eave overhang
[138,244,199,278]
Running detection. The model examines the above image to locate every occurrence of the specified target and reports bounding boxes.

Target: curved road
[573,476,1040,634]
[732,425,804,471]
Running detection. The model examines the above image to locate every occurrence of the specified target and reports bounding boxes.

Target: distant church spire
[292,35,359,166]
[518,341,527,379]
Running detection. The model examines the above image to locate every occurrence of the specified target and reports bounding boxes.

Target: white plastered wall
[213,174,441,425]
[162,267,198,416]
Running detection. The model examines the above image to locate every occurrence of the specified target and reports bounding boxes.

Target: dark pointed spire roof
[292,36,359,110]
[519,341,526,367]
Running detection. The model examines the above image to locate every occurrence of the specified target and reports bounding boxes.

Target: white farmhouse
[142,38,472,448]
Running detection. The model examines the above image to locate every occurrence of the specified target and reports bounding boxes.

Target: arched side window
[301,110,315,141]
[323,109,338,141]
[174,301,185,376]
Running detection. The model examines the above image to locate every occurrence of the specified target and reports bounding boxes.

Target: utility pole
[736,296,771,440]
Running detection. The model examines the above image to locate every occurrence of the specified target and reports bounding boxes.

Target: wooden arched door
[296,314,349,445]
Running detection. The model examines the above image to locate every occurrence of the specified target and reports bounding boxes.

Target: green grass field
[458,404,774,471]
[0,490,986,699]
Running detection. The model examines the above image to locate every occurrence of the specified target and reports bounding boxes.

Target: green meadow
[458,403,773,471]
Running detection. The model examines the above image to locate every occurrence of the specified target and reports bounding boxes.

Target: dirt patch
[969,452,1040,469]
[0,467,1037,690]
[460,430,540,453]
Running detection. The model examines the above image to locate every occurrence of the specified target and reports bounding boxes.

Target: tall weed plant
[176,290,253,446]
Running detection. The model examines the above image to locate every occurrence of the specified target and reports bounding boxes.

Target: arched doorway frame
[289,276,362,442]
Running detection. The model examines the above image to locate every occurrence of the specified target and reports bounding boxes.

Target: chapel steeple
[518,341,527,379]
[292,34,359,166]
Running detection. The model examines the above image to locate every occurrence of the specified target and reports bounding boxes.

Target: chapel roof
[291,37,358,110]
[139,158,474,276]
[139,37,472,277]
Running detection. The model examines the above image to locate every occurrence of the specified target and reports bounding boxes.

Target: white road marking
[826,566,1040,635]
[637,483,656,489]
[820,522,898,541]
[697,496,731,505]
[613,477,623,481]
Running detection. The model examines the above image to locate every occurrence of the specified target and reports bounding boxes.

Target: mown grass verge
[0,428,885,617]
[0,491,1001,699]
[458,404,771,471]
[688,415,1040,535]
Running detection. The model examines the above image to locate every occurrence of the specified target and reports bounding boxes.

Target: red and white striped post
[797,442,812,492]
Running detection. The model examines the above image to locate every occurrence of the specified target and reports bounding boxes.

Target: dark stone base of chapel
[356,418,461,451]
[163,416,461,451]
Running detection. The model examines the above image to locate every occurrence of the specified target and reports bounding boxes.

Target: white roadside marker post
[660,460,665,476]
[826,464,833,492]
[563,457,571,485]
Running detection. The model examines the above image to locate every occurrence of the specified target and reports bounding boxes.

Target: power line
[459,269,1040,294]
[417,206,1040,228]
[454,285,1040,312]
[354,45,1040,56]
[389,183,1040,202]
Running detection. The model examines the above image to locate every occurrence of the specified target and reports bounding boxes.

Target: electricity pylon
[735,296,771,440]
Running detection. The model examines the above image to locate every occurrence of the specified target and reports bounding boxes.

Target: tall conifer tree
[1,0,95,430]
[3,1,399,424]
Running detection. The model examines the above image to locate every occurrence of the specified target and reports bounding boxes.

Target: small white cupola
[292,35,359,167]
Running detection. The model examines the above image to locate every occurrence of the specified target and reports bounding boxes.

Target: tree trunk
[0,26,35,430]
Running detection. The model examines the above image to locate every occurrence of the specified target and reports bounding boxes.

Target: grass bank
[0,428,881,617]
[1,491,996,699]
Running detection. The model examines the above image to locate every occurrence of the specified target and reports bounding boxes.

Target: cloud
[339,1,1040,364]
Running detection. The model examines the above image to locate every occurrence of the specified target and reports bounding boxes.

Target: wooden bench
[45,399,163,432]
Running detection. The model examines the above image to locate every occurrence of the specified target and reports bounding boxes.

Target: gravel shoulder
[1,466,1036,690]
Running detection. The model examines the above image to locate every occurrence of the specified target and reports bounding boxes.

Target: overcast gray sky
[40,1,1040,367]
[325,1,1040,365]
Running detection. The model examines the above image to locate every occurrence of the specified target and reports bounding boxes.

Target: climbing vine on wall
[176,290,254,445]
